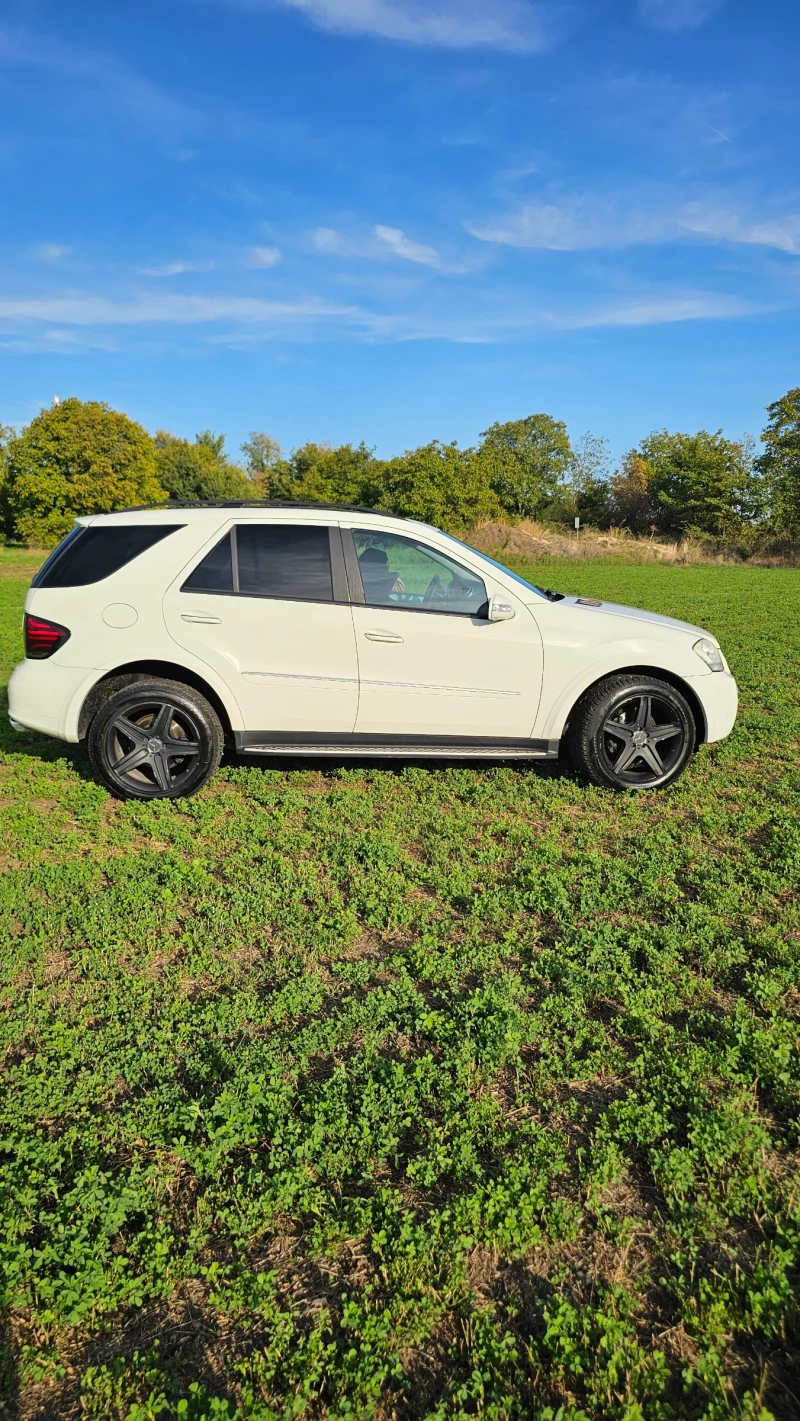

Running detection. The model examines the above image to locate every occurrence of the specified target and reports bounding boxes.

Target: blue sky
[0,0,798,465]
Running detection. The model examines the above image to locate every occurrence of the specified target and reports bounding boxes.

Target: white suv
[8,502,738,799]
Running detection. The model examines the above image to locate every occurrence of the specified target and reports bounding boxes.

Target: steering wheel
[422,575,443,605]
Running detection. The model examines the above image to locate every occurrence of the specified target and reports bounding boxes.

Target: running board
[238,742,557,759]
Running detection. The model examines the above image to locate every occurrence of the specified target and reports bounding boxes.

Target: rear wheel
[566,675,696,792]
[87,679,223,800]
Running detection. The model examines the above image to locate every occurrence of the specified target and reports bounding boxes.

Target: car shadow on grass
[0,686,574,794]
[227,748,570,782]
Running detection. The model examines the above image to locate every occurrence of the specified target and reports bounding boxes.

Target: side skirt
[234,732,559,759]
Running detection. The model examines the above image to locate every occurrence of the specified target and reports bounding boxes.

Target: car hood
[559,596,710,640]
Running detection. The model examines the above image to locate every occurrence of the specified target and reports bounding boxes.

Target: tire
[87,678,223,800]
[566,674,696,792]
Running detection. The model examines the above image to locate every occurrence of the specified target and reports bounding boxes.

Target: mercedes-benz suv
[8,502,738,799]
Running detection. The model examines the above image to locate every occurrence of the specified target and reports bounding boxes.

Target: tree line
[1,388,799,548]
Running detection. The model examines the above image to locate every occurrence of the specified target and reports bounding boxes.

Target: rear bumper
[8,658,98,742]
[689,670,738,743]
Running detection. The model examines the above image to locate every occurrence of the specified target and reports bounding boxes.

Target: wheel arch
[76,660,237,743]
[560,665,707,745]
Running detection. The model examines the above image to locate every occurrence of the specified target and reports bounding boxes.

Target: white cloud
[311,223,460,271]
[33,243,69,262]
[373,225,441,267]
[310,227,345,253]
[244,245,282,268]
[0,26,202,152]
[138,260,216,276]
[0,283,766,348]
[0,293,366,328]
[259,0,564,52]
[468,197,668,250]
[680,207,800,256]
[468,192,800,255]
[637,0,726,32]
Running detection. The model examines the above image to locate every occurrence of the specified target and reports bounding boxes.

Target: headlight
[693,637,724,672]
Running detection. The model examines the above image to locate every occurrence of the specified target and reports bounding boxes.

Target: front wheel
[87,678,223,800]
[566,675,696,792]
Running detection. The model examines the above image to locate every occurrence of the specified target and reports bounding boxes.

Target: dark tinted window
[30,526,85,588]
[236,525,332,601]
[33,525,184,588]
[181,532,234,593]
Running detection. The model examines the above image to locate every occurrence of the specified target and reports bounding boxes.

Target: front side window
[33,524,184,588]
[182,524,334,602]
[352,530,487,616]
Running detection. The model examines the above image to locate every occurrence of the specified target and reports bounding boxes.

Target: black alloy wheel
[567,674,696,791]
[88,679,223,800]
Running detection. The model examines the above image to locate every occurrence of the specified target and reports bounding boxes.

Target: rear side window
[180,524,335,601]
[237,525,332,601]
[32,525,184,588]
[182,532,234,593]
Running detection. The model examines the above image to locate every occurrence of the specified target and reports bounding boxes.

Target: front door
[348,528,543,740]
[163,521,359,734]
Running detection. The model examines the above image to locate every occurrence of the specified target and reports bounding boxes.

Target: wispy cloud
[468,197,667,250]
[244,245,282,268]
[33,244,69,262]
[311,223,464,271]
[0,293,365,328]
[254,0,566,52]
[637,0,726,32]
[468,192,800,255]
[0,283,766,349]
[373,225,441,267]
[0,25,202,151]
[138,260,216,276]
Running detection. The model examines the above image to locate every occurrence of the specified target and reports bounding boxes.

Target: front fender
[534,641,712,742]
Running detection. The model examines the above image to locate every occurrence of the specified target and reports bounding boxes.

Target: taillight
[24,614,71,659]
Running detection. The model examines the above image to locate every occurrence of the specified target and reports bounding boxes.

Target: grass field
[1,550,799,1420]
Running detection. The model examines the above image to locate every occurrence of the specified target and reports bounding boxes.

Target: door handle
[181,612,222,624]
[364,629,404,643]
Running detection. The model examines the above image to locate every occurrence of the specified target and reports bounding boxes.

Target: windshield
[436,531,553,600]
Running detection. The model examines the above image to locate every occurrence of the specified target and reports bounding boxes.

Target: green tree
[546,431,612,527]
[637,429,753,537]
[270,442,382,506]
[154,430,253,502]
[241,431,282,498]
[477,414,572,519]
[0,423,14,540]
[756,387,800,536]
[380,441,499,533]
[5,399,165,547]
[607,453,660,535]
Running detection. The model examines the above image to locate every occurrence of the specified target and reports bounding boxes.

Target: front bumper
[689,670,738,743]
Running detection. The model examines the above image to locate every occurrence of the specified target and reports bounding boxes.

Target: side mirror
[487,594,516,623]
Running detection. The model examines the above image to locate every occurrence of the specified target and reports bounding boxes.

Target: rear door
[346,528,543,740]
[163,521,359,734]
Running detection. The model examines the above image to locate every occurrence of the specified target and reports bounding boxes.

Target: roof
[115,499,403,517]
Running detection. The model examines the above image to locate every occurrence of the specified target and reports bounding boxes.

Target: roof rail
[115,499,403,517]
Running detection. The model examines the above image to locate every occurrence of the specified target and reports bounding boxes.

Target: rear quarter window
[32,525,185,588]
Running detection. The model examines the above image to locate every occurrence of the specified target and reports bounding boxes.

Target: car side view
[8,502,738,799]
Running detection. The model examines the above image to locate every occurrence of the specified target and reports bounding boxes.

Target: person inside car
[357,546,405,603]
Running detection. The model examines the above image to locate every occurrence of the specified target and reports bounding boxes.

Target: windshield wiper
[535,585,565,602]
